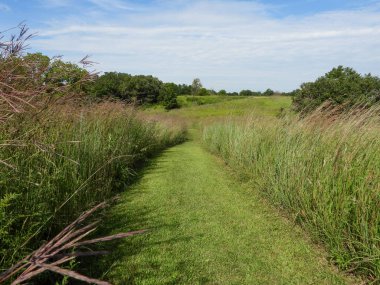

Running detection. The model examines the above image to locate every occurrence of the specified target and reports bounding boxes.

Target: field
[146,95,292,121]
[176,95,247,107]
[2,3,379,284]
[81,96,370,284]
[1,93,377,285]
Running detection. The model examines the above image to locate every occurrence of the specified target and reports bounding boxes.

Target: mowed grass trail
[97,138,356,285]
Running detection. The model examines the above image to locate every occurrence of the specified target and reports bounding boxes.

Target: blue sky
[1,0,380,91]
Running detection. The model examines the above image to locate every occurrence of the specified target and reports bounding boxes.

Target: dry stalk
[0,202,146,285]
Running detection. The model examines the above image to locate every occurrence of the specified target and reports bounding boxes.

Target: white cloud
[30,0,380,91]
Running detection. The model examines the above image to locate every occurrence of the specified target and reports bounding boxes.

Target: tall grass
[0,102,186,270]
[203,106,380,281]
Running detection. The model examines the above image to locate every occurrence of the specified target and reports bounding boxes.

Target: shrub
[263,88,274,96]
[293,66,380,113]
[159,83,179,110]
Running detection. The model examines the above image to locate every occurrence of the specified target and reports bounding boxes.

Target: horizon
[1,0,380,92]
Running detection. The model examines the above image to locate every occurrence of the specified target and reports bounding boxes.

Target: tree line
[19,54,380,113]
[91,74,278,109]
[13,52,281,110]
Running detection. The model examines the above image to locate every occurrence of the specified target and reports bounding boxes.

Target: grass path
[97,139,355,284]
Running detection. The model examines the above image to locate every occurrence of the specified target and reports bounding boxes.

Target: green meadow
[146,95,292,120]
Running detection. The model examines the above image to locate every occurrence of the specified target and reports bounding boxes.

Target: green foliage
[159,83,180,110]
[24,53,50,77]
[176,95,245,107]
[123,75,163,104]
[172,95,292,119]
[0,193,20,264]
[0,103,186,270]
[92,72,131,98]
[239,89,263,96]
[196,87,209,96]
[191,78,202,95]
[239,89,254,96]
[91,73,165,104]
[218,89,227,96]
[177,84,192,95]
[293,66,380,112]
[203,109,380,280]
[45,59,89,86]
[263,88,274,96]
[95,140,352,285]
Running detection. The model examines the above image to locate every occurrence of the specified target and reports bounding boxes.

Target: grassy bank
[0,102,186,270]
[203,108,380,281]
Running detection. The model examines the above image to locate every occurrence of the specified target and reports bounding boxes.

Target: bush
[263,88,274,96]
[159,83,179,110]
[196,88,210,96]
[293,66,380,113]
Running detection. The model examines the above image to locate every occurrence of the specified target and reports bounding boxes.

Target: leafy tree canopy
[123,75,162,104]
[91,72,131,98]
[159,83,180,110]
[191,78,202,95]
[263,88,274,96]
[292,66,380,112]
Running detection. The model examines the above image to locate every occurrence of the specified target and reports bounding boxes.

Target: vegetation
[0,25,186,283]
[203,106,380,281]
[91,72,164,104]
[92,139,354,285]
[0,103,186,271]
[176,95,246,107]
[171,96,292,120]
[2,23,379,284]
[159,83,180,110]
[90,74,279,110]
[292,66,380,113]
[191,78,203,95]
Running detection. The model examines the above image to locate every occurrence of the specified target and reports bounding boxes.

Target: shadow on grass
[71,143,204,284]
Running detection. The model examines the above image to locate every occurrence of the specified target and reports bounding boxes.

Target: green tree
[177,84,192,95]
[44,59,90,94]
[159,83,179,110]
[239,90,253,96]
[91,72,131,99]
[24,53,50,80]
[218,89,227,96]
[263,88,274,96]
[197,88,209,96]
[123,75,163,104]
[292,66,380,112]
[191,78,202,96]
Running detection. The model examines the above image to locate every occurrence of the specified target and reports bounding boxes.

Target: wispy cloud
[39,0,73,7]
[29,0,380,91]
[88,0,137,11]
[0,2,10,11]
